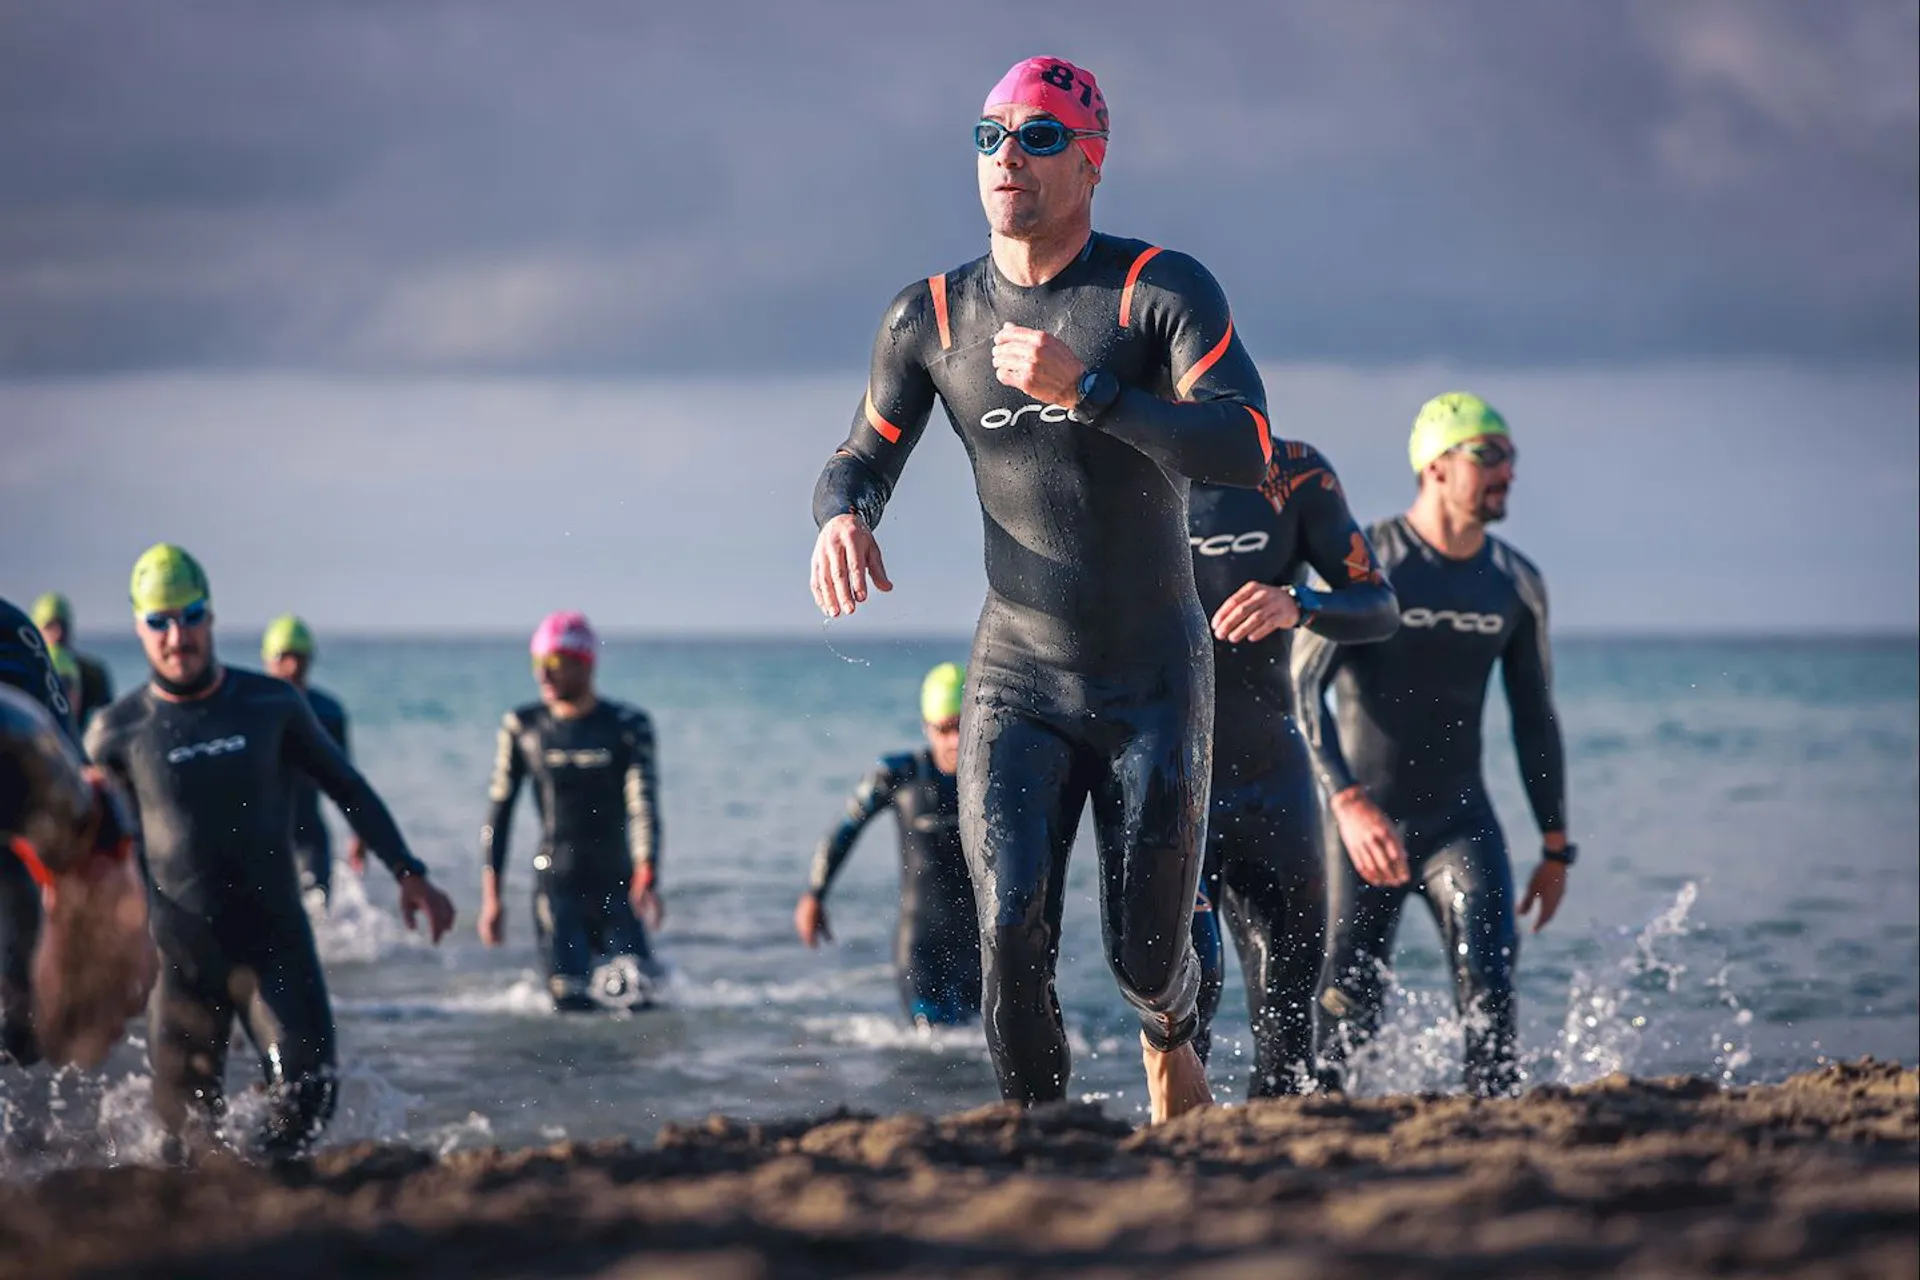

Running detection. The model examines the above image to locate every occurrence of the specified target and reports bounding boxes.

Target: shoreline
[3,1059,1914,1279]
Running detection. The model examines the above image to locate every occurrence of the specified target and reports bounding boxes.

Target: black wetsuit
[72,652,113,732]
[483,699,661,1009]
[1293,516,1564,1096]
[0,599,77,1067]
[287,686,349,902]
[813,233,1270,1102]
[86,666,427,1155]
[1187,443,1398,1094]
[809,748,980,1025]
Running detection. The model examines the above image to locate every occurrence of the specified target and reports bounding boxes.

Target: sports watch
[1542,842,1578,866]
[1068,369,1120,424]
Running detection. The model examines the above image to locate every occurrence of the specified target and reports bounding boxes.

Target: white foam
[307,871,425,966]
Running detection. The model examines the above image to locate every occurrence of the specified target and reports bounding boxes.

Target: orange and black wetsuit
[812,233,1270,1103]
[1186,444,1397,1094]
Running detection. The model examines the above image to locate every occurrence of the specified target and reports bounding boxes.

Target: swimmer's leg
[1418,809,1519,1097]
[146,903,235,1159]
[535,879,595,1012]
[1190,835,1225,1065]
[961,703,1088,1103]
[234,919,337,1158]
[1218,770,1326,1097]
[1315,824,1412,1090]
[1091,689,1211,1121]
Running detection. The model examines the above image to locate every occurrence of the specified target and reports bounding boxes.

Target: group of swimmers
[0,51,1572,1153]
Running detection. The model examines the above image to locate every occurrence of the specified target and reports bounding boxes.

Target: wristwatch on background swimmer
[1068,369,1120,424]
[1543,842,1578,866]
[1282,584,1316,629]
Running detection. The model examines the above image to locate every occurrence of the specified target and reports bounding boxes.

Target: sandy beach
[0,1058,1911,1279]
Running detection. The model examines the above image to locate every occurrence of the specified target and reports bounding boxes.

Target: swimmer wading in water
[809,56,1271,1122]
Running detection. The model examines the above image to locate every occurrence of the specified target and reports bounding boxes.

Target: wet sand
[2,1059,1913,1279]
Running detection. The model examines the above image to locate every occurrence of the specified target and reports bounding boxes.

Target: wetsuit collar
[150,661,223,702]
[989,231,1098,294]
[1398,512,1489,566]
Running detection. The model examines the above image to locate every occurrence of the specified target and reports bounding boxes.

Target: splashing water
[1327,883,1755,1096]
[818,617,873,667]
[307,872,424,966]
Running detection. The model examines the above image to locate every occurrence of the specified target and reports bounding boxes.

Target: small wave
[797,1013,988,1054]
[308,872,426,966]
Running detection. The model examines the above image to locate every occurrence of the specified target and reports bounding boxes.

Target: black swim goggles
[1452,438,1517,468]
[974,117,1107,158]
[141,599,209,633]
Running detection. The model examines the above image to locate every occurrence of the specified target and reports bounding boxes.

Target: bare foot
[1141,1032,1214,1124]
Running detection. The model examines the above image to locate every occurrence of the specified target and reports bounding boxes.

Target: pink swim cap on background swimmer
[530,611,598,665]
[983,56,1108,169]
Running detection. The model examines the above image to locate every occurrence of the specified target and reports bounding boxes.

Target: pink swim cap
[983,56,1108,170]
[530,611,598,665]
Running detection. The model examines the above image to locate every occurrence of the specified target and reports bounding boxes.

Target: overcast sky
[2,0,1915,635]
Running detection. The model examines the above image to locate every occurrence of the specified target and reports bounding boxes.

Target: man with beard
[1294,393,1573,1096]
[86,545,457,1158]
[808,57,1271,1120]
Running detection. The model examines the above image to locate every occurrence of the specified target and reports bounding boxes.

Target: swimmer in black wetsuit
[1187,443,1399,1095]
[30,594,113,732]
[86,546,457,1158]
[796,663,981,1027]
[1293,394,1574,1097]
[479,612,664,1012]
[261,615,364,905]
[808,57,1270,1121]
[0,598,154,1070]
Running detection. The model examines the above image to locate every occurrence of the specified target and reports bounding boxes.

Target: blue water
[6,633,1917,1161]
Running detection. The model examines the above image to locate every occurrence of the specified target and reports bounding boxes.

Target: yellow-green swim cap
[30,592,71,631]
[1409,392,1509,473]
[129,543,211,615]
[920,662,966,723]
[262,614,315,662]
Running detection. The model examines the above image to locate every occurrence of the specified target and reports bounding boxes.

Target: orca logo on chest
[167,735,248,764]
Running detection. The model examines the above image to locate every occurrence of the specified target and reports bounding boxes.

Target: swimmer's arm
[284,693,427,880]
[806,760,901,900]
[1098,252,1270,487]
[1501,572,1568,837]
[621,711,661,883]
[1289,630,1359,798]
[812,284,941,531]
[1292,463,1400,644]
[481,713,526,880]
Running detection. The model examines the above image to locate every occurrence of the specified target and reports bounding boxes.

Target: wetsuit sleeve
[812,283,940,530]
[1500,560,1567,835]
[1100,250,1270,487]
[621,710,661,882]
[805,759,904,900]
[1288,456,1400,644]
[282,692,427,879]
[481,712,526,879]
[1290,630,1358,797]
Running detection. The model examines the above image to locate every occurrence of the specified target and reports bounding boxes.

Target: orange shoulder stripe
[1247,406,1273,466]
[1119,245,1163,328]
[928,274,952,351]
[864,391,903,444]
[1175,318,1235,399]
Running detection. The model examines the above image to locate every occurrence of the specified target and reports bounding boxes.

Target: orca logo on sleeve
[1190,531,1271,557]
[1401,608,1505,634]
[167,735,248,764]
[979,402,1071,431]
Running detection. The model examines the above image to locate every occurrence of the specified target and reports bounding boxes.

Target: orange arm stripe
[864,392,903,444]
[1175,318,1235,399]
[1247,407,1273,465]
[929,274,952,351]
[1118,245,1163,328]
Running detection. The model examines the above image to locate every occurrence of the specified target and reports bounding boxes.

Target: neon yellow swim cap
[1409,392,1509,473]
[129,543,211,615]
[921,662,966,723]
[30,592,71,631]
[261,614,315,661]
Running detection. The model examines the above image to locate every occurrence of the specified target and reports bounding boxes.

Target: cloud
[0,0,1913,375]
